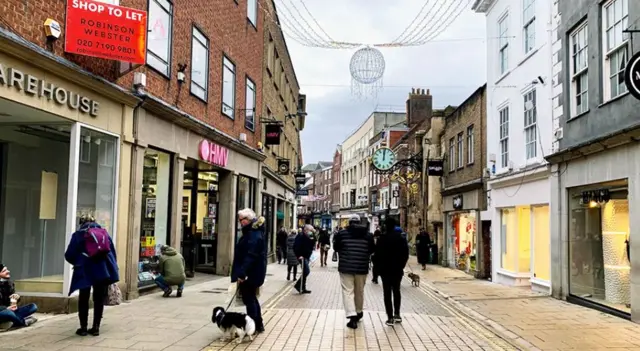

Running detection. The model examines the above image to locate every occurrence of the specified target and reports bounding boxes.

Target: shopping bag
[104,283,123,306]
[332,251,338,262]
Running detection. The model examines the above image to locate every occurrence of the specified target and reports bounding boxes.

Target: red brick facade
[0,0,264,147]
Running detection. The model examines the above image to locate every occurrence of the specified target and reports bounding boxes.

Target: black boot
[88,321,100,336]
[75,328,88,336]
[346,317,358,329]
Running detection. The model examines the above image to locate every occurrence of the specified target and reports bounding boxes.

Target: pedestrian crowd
[0,205,435,344]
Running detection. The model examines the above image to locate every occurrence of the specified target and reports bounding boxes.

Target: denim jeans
[294,259,310,291]
[0,303,37,327]
[154,275,184,291]
[239,282,263,330]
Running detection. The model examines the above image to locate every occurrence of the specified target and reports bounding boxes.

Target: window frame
[466,125,474,165]
[457,132,464,168]
[448,137,455,172]
[570,22,589,117]
[499,106,510,168]
[221,55,236,119]
[602,0,629,101]
[245,76,256,131]
[523,89,537,160]
[498,14,509,75]
[189,25,209,102]
[523,0,536,54]
[146,0,173,78]
[247,0,258,28]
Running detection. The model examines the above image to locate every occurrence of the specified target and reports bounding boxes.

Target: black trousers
[78,284,108,329]
[381,274,402,319]
[287,264,298,278]
[239,282,264,329]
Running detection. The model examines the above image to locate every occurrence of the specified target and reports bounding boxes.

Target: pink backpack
[83,227,111,258]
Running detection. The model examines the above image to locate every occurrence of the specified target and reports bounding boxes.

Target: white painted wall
[484,0,554,175]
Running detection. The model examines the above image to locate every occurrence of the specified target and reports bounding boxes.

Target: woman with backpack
[65,215,119,337]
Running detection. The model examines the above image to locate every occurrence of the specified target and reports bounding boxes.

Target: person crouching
[155,245,186,297]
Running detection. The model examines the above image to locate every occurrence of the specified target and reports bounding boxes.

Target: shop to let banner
[65,0,147,64]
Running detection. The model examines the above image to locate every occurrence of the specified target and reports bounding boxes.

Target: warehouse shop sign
[0,63,100,117]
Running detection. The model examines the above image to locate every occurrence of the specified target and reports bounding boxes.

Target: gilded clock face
[372,148,396,171]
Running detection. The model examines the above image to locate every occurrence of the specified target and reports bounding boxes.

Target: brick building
[260,0,306,258]
[440,84,489,278]
[0,0,271,308]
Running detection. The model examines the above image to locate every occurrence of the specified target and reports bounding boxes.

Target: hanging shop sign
[426,159,444,176]
[65,0,147,64]
[199,139,229,168]
[0,63,100,116]
[296,189,309,196]
[453,194,463,210]
[264,124,281,145]
[277,159,290,175]
[295,173,306,185]
[624,51,640,100]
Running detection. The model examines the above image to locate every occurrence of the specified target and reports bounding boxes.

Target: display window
[532,205,550,281]
[500,205,550,278]
[138,149,173,287]
[450,211,477,271]
[569,180,630,313]
[235,175,255,243]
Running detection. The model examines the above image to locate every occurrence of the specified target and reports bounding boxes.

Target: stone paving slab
[275,266,452,317]
[407,257,640,351]
[206,254,517,351]
[0,262,292,351]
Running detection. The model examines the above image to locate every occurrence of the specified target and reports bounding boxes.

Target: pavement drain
[200,290,224,294]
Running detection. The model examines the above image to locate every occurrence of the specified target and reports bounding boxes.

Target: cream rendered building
[339,112,405,227]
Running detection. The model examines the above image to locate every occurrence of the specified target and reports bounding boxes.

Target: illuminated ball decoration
[349,46,386,85]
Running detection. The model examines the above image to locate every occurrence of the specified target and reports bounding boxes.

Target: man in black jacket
[293,225,314,294]
[375,217,409,326]
[276,227,288,264]
[333,214,375,329]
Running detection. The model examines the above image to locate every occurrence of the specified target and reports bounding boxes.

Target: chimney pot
[411,88,415,94]
[427,89,430,95]
[421,89,425,95]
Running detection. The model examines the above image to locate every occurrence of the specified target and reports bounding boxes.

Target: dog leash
[226,285,239,311]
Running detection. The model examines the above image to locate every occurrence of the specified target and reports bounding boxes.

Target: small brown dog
[407,272,420,287]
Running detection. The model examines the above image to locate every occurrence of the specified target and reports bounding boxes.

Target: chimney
[406,87,433,129]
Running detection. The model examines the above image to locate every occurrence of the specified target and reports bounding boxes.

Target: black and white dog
[212,306,256,344]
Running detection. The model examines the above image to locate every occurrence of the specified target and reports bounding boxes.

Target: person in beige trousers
[333,215,375,329]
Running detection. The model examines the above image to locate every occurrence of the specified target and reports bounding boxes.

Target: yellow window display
[500,208,518,272]
[532,206,550,281]
[516,206,531,273]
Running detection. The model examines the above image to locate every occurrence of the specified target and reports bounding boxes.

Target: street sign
[427,159,444,176]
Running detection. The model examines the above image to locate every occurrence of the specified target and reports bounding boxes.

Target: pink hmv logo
[199,140,229,168]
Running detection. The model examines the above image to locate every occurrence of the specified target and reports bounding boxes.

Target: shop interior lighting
[84,135,91,143]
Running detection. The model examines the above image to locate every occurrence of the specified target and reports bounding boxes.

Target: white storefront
[474,0,555,292]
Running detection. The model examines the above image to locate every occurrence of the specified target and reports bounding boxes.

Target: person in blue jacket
[231,208,267,334]
[64,215,119,337]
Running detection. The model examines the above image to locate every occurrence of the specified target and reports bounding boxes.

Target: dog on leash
[212,306,256,344]
[407,272,420,287]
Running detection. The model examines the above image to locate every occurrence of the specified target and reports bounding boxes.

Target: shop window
[500,208,517,272]
[532,205,550,281]
[516,206,531,273]
[76,127,118,235]
[146,0,173,77]
[138,149,172,287]
[236,175,255,242]
[569,184,630,313]
[190,26,209,102]
[0,123,73,294]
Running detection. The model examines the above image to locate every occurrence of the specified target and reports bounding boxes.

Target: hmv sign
[624,51,640,100]
[199,140,230,168]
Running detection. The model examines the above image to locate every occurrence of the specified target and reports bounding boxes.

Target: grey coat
[286,234,299,265]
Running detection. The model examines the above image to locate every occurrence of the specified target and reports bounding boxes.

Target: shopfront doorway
[182,159,223,275]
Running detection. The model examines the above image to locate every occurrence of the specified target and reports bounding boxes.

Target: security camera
[537,76,545,85]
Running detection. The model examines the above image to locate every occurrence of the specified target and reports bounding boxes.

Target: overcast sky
[273,0,487,164]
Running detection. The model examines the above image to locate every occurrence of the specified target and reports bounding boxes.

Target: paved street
[405,257,640,351]
[5,253,640,351]
[206,255,515,351]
